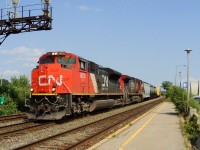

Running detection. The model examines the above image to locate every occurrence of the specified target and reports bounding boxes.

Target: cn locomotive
[25,52,160,120]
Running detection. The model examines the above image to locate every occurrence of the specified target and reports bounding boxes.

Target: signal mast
[6,0,20,18]
[0,0,52,45]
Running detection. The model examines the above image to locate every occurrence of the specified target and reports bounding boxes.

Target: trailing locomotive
[25,52,160,120]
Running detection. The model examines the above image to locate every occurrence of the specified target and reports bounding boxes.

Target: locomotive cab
[26,52,97,120]
[26,52,76,120]
[31,52,75,94]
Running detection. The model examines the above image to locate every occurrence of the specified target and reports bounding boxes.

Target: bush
[166,86,187,114]
[9,75,30,112]
[0,75,30,114]
[0,96,18,116]
[184,115,200,144]
[189,99,200,113]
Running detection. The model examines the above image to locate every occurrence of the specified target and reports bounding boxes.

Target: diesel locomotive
[25,52,160,120]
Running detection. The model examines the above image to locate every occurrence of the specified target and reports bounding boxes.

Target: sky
[0,0,200,87]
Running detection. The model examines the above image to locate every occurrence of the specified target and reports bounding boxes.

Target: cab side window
[79,60,87,70]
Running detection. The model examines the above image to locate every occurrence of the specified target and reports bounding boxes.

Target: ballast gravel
[0,119,25,128]
[0,99,160,150]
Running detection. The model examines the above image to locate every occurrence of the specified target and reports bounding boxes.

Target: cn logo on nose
[39,75,63,86]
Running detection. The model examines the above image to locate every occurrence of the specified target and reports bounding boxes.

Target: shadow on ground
[159,112,178,116]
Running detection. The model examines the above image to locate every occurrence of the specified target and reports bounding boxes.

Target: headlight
[30,88,34,92]
[52,52,57,55]
[52,87,56,92]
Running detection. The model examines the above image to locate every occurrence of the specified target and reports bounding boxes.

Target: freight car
[25,52,159,120]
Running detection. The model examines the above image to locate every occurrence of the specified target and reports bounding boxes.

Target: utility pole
[185,48,192,103]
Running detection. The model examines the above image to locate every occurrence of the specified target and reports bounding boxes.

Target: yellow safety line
[88,102,163,150]
[119,103,166,150]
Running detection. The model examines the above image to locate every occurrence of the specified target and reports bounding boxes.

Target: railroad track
[0,121,41,135]
[0,113,27,123]
[15,97,163,150]
[0,121,57,140]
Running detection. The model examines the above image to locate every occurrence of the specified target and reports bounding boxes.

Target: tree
[161,81,173,91]
[167,86,187,114]
[0,79,10,95]
[0,97,17,116]
[0,79,18,116]
[9,75,30,111]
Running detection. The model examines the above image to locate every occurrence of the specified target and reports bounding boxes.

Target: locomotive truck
[25,52,159,120]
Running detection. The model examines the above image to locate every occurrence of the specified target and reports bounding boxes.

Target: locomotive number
[39,75,63,86]
[102,75,108,90]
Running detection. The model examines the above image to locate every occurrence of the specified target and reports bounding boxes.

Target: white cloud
[0,46,45,80]
[23,63,35,68]
[79,5,101,12]
[0,46,45,63]
[2,70,20,76]
[79,5,90,11]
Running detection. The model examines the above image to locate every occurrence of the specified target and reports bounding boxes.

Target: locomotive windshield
[40,58,54,64]
[57,57,76,65]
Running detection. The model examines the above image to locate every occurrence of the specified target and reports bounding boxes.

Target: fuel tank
[89,99,115,112]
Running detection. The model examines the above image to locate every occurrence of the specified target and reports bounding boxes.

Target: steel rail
[15,98,163,150]
[0,113,27,123]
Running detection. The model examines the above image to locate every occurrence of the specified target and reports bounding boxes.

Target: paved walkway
[88,102,186,150]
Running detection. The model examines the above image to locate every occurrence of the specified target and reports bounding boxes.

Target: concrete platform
[88,102,186,150]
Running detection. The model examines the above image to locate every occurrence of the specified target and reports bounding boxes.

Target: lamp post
[175,65,186,86]
[185,48,192,103]
[179,71,182,87]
